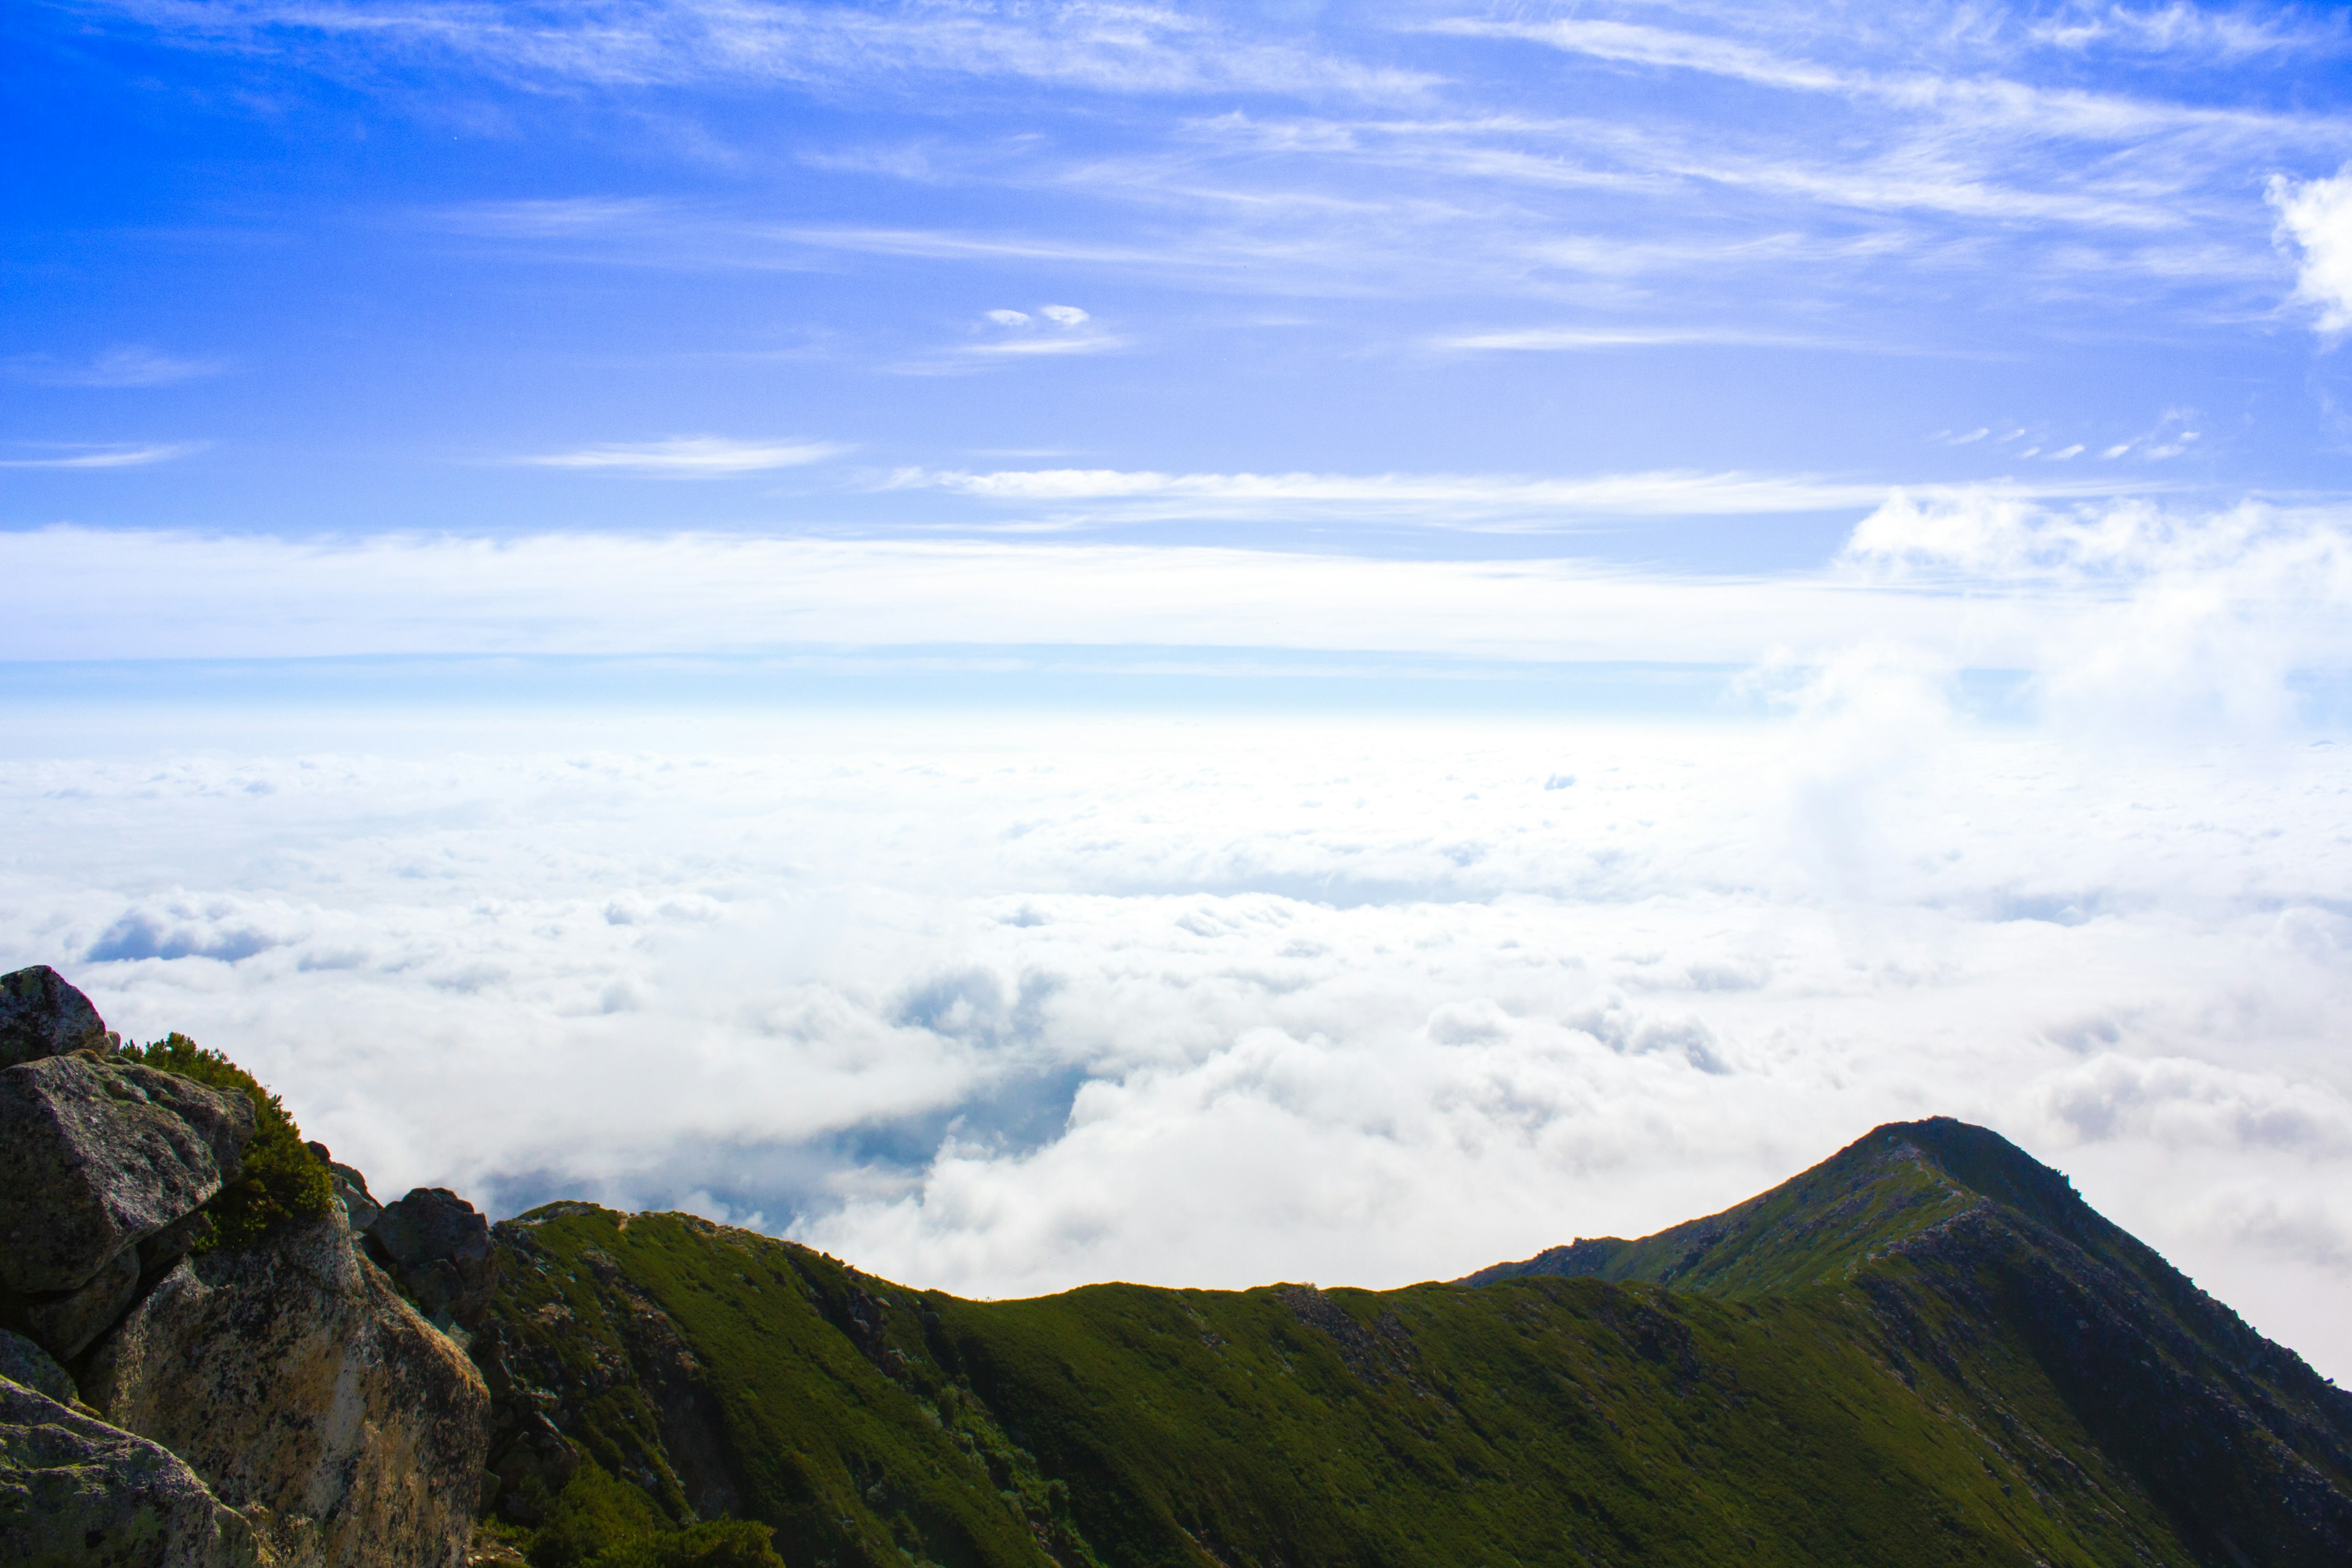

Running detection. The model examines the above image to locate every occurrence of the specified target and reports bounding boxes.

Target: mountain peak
[1464,1114,2071,1297]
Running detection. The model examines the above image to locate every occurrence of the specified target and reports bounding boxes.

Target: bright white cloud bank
[8,491,2351,688]
[5,704,2351,1384]
[8,488,2352,1382]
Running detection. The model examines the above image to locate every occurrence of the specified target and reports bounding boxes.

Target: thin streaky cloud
[964,303,1123,357]
[1435,325,1858,353]
[1431,15,2350,145]
[513,435,848,477]
[92,0,1437,101]
[962,336,1125,357]
[886,466,2168,524]
[0,442,208,469]
[1426,17,1845,96]
[5,347,228,388]
[2025,3,2352,62]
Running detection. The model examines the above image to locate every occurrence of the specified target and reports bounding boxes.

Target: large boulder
[0,1055,256,1360]
[84,1205,491,1568]
[367,1188,494,1333]
[0,1374,262,1567]
[0,963,111,1069]
[0,1329,78,1408]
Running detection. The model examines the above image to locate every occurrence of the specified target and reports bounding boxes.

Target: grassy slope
[1463,1117,2352,1565]
[488,1199,2197,1567]
[480,1117,2352,1568]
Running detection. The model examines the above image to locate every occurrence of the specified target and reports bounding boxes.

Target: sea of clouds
[4,487,2352,1381]
[4,701,2350,1380]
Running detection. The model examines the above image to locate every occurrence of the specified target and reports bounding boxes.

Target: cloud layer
[7,706,2350,1383]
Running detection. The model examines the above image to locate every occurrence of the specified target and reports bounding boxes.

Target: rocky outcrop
[366,1188,494,1336]
[85,1205,492,1568]
[0,1328,78,1408]
[0,965,494,1568]
[0,963,111,1068]
[0,1374,262,1567]
[308,1143,382,1233]
[0,1049,255,1362]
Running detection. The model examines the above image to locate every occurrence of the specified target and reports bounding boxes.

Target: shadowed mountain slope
[472,1119,2352,1568]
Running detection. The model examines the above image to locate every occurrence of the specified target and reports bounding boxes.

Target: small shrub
[527,1464,783,1568]
[118,1032,335,1250]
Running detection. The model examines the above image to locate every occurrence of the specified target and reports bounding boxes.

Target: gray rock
[0,1055,255,1297]
[488,1410,579,1524]
[368,1187,494,1332]
[0,1374,262,1567]
[85,1206,491,1568]
[24,1242,141,1363]
[308,1141,382,1232]
[0,1329,77,1406]
[0,963,110,1069]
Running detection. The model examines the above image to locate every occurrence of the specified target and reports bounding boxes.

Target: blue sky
[8,0,2351,591]
[12,4,2352,1381]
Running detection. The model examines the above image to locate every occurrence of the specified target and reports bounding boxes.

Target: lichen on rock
[85,1205,492,1568]
[0,1374,265,1568]
[0,963,113,1069]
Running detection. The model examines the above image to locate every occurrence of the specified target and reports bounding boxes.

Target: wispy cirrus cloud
[5,347,228,388]
[1434,324,1855,353]
[886,464,2156,527]
[89,0,1433,100]
[511,435,848,476]
[2027,3,2351,61]
[965,304,1120,356]
[0,441,208,469]
[1434,12,2343,143]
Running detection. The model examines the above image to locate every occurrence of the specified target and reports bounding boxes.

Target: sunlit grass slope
[480,1120,2352,1568]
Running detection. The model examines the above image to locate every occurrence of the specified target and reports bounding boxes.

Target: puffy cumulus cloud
[2269,164,2352,336]
[6,711,2352,1382]
[1841,490,2352,737]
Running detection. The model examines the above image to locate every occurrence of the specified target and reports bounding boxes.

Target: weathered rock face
[0,1329,78,1408]
[84,1205,492,1568]
[0,963,111,1069]
[368,1187,494,1334]
[0,963,497,1565]
[0,1054,256,1360]
[0,1374,262,1568]
[307,1142,382,1233]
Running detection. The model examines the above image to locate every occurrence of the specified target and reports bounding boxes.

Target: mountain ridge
[455,1115,2352,1568]
[7,964,2348,1568]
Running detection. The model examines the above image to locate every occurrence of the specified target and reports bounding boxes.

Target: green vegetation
[118,1033,334,1251]
[476,1120,2352,1568]
[519,1464,782,1568]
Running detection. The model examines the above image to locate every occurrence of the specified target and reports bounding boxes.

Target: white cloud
[99,0,1434,100]
[2269,164,2352,334]
[1432,325,1841,352]
[511,434,848,475]
[898,465,1918,518]
[1841,489,2352,736]
[962,303,1119,358]
[2030,4,2348,61]
[0,442,206,469]
[14,484,2352,678]
[10,710,2352,1381]
[4,347,227,388]
[1426,17,1844,96]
